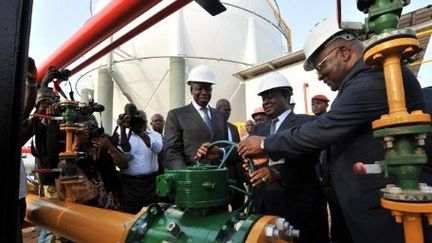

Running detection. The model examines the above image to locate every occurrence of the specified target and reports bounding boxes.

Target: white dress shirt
[119,130,163,176]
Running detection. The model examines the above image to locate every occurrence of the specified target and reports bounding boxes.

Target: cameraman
[116,105,163,214]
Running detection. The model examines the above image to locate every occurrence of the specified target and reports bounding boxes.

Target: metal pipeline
[25,193,136,243]
[36,0,162,82]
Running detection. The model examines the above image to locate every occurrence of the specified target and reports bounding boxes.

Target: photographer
[67,115,129,210]
[116,104,163,214]
[20,86,63,243]
[21,86,63,191]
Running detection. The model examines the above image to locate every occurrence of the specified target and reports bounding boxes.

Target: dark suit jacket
[263,60,425,243]
[422,87,432,184]
[226,122,248,185]
[252,112,329,243]
[228,123,240,143]
[163,103,228,169]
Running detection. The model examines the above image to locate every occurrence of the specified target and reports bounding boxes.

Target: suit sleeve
[163,110,187,169]
[230,123,241,143]
[264,72,389,159]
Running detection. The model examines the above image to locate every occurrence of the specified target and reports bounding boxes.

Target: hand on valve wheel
[248,167,280,187]
[194,142,222,162]
[238,135,265,157]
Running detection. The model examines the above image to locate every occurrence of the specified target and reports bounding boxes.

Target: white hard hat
[303,17,355,71]
[257,72,292,96]
[187,64,216,85]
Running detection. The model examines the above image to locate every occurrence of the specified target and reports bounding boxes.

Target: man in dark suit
[248,72,329,243]
[239,17,426,243]
[215,98,246,210]
[163,64,228,169]
[197,73,329,242]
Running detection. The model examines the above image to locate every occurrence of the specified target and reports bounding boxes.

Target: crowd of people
[18,16,432,243]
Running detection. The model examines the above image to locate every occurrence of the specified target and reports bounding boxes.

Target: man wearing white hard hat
[252,72,329,242]
[239,17,427,243]
[163,64,228,169]
[196,72,329,242]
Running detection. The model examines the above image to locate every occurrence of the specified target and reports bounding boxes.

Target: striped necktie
[201,107,213,133]
[270,118,279,135]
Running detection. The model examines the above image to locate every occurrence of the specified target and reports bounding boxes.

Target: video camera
[119,103,145,128]
[88,99,105,113]
[78,99,105,117]
[56,69,70,81]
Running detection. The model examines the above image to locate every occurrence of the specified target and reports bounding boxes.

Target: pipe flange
[381,186,432,202]
[372,112,431,130]
[364,28,417,52]
[364,36,420,67]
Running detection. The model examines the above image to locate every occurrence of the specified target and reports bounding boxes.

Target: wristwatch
[260,139,265,150]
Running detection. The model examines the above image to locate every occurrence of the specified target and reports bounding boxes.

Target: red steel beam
[69,0,193,76]
[36,0,162,82]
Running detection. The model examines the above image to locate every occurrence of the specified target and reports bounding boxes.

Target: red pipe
[36,0,162,82]
[70,0,193,76]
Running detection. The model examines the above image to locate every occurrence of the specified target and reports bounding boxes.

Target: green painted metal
[58,101,80,179]
[358,0,406,35]
[374,125,431,190]
[373,124,431,137]
[125,204,261,243]
[358,0,432,200]
[125,141,298,242]
[59,101,78,125]
[157,165,229,212]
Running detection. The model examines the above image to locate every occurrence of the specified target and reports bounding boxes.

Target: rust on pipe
[36,0,162,82]
[25,193,137,243]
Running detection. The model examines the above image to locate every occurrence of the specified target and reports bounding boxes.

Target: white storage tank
[78,0,287,127]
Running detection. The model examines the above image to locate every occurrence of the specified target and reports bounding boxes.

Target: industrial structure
[0,0,431,242]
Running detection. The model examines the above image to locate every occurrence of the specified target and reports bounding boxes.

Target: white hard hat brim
[257,85,292,96]
[187,80,216,85]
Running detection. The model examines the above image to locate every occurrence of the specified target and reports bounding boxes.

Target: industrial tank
[78,0,286,128]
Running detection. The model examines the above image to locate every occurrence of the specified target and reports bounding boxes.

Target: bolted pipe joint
[415,134,427,146]
[419,183,432,194]
[264,224,280,238]
[167,222,182,238]
[275,217,301,239]
[383,136,395,149]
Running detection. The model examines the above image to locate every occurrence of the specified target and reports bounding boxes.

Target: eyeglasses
[314,46,341,72]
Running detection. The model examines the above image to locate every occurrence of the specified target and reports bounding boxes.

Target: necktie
[270,118,279,135]
[201,107,213,134]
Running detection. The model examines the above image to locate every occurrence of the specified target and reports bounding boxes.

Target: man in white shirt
[117,108,163,214]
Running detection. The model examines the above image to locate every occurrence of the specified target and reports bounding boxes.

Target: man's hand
[238,135,265,157]
[249,167,276,187]
[242,155,269,173]
[194,142,221,162]
[41,66,61,87]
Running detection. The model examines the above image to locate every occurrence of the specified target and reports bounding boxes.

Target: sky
[29,0,431,83]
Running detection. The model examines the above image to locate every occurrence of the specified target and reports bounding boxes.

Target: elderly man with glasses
[238,17,427,243]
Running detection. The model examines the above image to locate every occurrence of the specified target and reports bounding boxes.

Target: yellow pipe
[26,194,136,243]
[401,213,424,243]
[409,57,432,67]
[416,29,432,37]
[383,53,407,114]
[381,199,432,243]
